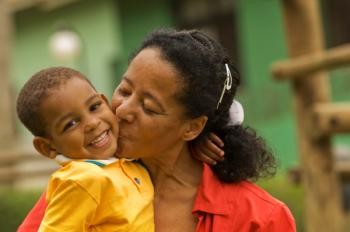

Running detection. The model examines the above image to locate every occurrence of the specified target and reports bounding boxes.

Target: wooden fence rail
[271,44,350,80]
[0,147,57,189]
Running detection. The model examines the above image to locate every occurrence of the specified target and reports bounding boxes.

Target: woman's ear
[33,137,57,159]
[183,116,208,141]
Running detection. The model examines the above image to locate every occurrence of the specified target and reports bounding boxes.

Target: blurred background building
[1,0,350,190]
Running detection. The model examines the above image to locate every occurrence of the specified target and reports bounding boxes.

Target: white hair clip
[217,63,233,109]
[228,100,244,126]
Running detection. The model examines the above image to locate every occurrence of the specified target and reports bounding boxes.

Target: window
[171,0,240,73]
[322,0,350,47]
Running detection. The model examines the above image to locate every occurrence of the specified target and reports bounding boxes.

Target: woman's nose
[114,99,136,123]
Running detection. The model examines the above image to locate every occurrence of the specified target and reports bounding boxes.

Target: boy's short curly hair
[16,67,92,137]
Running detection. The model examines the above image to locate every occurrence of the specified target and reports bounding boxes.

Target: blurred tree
[0,0,16,148]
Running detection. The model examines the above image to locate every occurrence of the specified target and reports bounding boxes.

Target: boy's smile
[37,77,118,160]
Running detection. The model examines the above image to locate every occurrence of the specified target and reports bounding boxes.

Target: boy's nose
[85,116,101,132]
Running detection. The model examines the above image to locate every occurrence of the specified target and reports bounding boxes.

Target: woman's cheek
[111,97,122,114]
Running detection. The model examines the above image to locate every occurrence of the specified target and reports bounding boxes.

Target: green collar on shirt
[54,154,119,167]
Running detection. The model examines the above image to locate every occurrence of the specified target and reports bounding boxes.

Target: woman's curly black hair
[132,28,276,183]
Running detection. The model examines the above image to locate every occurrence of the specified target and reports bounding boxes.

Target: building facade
[5,0,348,188]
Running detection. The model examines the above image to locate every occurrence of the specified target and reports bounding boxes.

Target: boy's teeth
[91,131,108,145]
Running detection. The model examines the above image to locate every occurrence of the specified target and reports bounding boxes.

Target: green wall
[12,0,174,141]
[236,0,298,168]
[115,0,174,84]
[12,0,120,139]
[11,0,301,168]
[235,0,350,168]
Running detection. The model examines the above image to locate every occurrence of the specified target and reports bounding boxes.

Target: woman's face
[111,47,190,159]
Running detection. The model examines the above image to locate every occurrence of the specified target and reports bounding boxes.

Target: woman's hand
[190,133,225,165]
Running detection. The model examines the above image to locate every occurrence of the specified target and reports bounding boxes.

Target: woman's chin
[115,148,136,159]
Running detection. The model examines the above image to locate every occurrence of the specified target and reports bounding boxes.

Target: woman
[111,28,295,231]
[19,28,295,231]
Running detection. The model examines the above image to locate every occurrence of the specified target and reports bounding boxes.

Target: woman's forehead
[131,48,173,72]
[127,48,181,91]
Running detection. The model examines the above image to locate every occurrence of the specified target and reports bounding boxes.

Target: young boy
[16,67,154,231]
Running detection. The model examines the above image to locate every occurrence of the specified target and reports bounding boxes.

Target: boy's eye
[63,120,78,132]
[90,101,102,112]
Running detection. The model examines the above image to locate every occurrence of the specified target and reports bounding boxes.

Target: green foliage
[258,173,304,232]
[0,189,42,232]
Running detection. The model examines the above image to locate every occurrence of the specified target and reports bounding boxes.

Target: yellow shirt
[39,159,154,232]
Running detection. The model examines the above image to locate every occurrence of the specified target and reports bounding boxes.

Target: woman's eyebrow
[123,76,134,87]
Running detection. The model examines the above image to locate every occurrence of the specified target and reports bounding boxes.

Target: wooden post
[312,103,350,137]
[0,0,16,148]
[281,0,345,231]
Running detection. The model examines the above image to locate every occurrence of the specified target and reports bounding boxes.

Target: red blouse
[17,191,47,232]
[193,164,296,232]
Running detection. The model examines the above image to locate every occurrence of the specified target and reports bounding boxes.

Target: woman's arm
[265,203,296,232]
[17,191,47,232]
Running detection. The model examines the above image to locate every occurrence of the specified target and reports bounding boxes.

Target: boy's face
[36,77,118,160]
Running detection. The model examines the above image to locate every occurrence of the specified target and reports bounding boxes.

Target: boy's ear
[33,137,57,159]
[182,116,208,141]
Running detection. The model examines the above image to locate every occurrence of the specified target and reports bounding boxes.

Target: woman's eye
[117,88,131,97]
[90,101,102,112]
[142,103,158,115]
[63,120,78,132]
[144,108,156,115]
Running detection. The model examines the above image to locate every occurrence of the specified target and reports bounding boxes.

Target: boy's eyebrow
[85,93,100,104]
[123,76,166,113]
[55,93,100,128]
